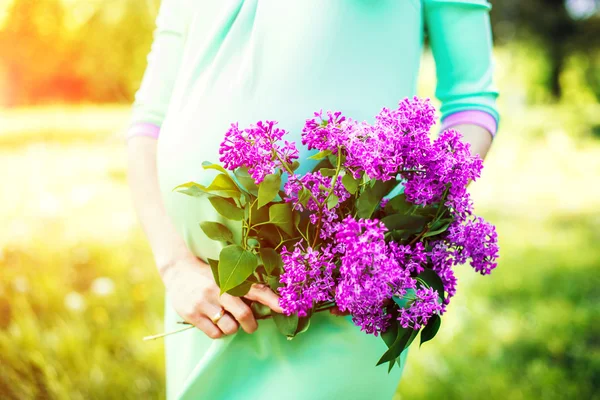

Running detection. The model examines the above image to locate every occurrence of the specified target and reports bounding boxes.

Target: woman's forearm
[450,123,493,160]
[126,136,197,281]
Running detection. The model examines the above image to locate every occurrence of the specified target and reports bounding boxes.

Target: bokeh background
[0,0,599,399]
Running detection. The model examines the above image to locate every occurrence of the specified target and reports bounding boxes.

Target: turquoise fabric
[132,1,499,399]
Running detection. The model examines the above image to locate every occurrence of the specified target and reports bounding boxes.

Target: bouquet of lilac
[173,97,499,371]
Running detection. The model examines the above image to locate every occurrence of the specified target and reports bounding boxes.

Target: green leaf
[356,180,396,219]
[293,211,301,228]
[342,174,359,194]
[388,358,397,373]
[381,319,399,349]
[202,161,229,175]
[251,302,272,318]
[247,237,260,249]
[207,258,219,285]
[376,326,416,366]
[420,314,441,347]
[308,149,332,160]
[319,168,337,177]
[415,205,438,218]
[269,203,294,236]
[234,167,259,195]
[256,224,282,248]
[381,214,428,233]
[298,188,311,207]
[173,182,209,197]
[290,160,300,171]
[423,218,453,238]
[259,247,283,275]
[200,221,234,243]
[208,196,244,221]
[312,157,335,171]
[250,199,270,225]
[272,312,299,338]
[326,194,339,209]
[417,269,445,301]
[218,245,258,294]
[295,315,311,336]
[204,174,241,199]
[258,173,281,209]
[226,281,253,296]
[384,193,412,214]
[266,275,282,292]
[389,229,412,242]
[328,154,341,167]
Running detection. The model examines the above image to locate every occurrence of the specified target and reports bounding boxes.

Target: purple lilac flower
[334,216,415,335]
[391,242,427,275]
[219,120,299,184]
[402,128,483,211]
[428,240,458,304]
[283,171,351,239]
[446,217,499,275]
[343,122,403,181]
[278,242,336,317]
[398,287,444,330]
[301,110,348,153]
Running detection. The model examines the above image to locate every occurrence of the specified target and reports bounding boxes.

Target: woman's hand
[161,254,284,339]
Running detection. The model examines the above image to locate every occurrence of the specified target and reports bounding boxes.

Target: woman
[126,1,499,399]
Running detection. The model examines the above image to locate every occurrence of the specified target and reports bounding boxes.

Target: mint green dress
[130,1,499,399]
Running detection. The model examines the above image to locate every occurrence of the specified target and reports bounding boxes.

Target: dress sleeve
[126,0,189,141]
[423,0,500,137]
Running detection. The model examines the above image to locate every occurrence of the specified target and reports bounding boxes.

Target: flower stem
[409,226,429,246]
[142,324,195,341]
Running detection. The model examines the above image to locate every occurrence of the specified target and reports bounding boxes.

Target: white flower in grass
[12,276,29,293]
[91,277,115,296]
[64,292,86,312]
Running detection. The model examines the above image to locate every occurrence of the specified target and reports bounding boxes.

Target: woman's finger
[243,283,284,314]
[215,313,239,335]
[187,314,224,339]
[220,294,258,334]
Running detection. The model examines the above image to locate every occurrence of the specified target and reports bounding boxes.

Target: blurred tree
[0,0,155,106]
[0,0,73,105]
[491,0,600,100]
[72,0,154,102]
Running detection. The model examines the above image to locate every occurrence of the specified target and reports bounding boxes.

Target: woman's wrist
[153,241,200,283]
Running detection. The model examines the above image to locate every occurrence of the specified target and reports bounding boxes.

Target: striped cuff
[126,122,161,141]
[441,110,498,138]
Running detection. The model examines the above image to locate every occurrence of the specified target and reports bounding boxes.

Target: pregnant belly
[155,76,414,256]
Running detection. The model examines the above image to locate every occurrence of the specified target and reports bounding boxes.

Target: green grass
[395,214,600,400]
[0,102,599,399]
[0,236,165,399]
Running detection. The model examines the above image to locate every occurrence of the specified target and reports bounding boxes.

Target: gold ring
[210,308,225,324]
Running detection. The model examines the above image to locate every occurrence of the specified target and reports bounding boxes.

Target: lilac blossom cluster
[398,288,444,330]
[278,243,336,317]
[216,97,498,337]
[283,171,351,239]
[218,120,298,184]
[301,97,436,181]
[333,216,416,334]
